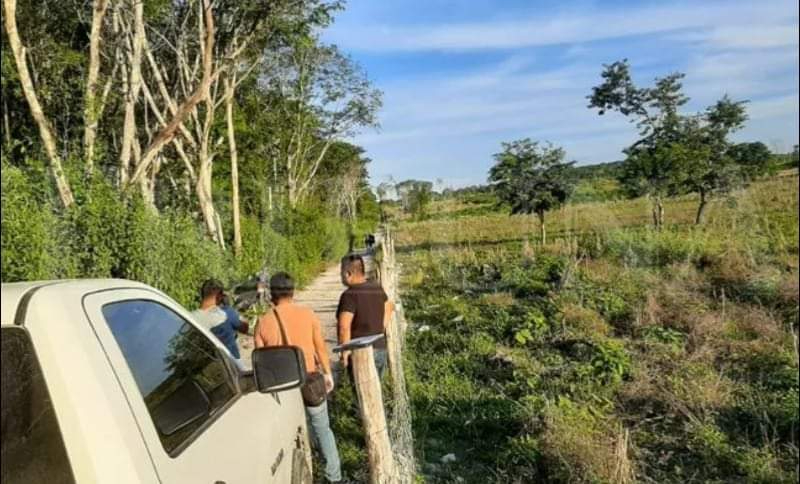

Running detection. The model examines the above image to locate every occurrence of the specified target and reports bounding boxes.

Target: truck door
[83,289,307,483]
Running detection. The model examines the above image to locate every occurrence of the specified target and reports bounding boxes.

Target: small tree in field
[589,60,759,226]
[589,60,689,229]
[680,97,748,224]
[408,182,432,220]
[396,179,433,220]
[489,139,574,244]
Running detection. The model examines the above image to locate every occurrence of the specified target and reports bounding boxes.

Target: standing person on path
[192,279,248,370]
[337,254,394,377]
[254,272,341,483]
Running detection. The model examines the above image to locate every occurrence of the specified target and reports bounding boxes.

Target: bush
[238,216,301,280]
[3,158,352,307]
[1,163,68,280]
[271,206,349,284]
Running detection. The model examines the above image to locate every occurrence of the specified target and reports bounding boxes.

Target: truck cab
[1,280,311,483]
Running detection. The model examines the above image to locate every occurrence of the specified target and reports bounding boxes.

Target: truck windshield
[1,327,75,484]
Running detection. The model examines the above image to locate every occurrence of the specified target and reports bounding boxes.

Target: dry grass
[540,403,635,483]
[561,303,611,339]
[395,174,799,251]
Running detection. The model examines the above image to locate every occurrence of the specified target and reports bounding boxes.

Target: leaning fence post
[334,336,397,484]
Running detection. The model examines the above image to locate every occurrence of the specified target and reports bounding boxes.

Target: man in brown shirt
[254,272,341,482]
[336,254,394,376]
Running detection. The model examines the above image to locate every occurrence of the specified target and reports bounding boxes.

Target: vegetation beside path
[398,173,799,483]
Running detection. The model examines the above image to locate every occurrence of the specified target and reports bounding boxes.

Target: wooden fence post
[352,345,396,483]
[334,336,397,484]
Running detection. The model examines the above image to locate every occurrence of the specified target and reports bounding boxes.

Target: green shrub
[63,177,132,278]
[271,206,349,284]
[4,165,257,307]
[238,216,301,279]
[500,255,565,299]
[589,338,630,385]
[1,163,68,280]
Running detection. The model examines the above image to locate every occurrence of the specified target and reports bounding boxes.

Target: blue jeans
[340,348,388,384]
[374,348,388,379]
[306,400,342,482]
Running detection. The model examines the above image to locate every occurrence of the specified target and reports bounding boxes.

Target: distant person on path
[254,272,341,483]
[191,279,248,370]
[337,254,394,377]
[364,233,376,251]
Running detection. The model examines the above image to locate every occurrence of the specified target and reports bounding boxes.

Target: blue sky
[324,0,799,189]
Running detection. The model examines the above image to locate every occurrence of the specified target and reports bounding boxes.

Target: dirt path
[238,264,343,368]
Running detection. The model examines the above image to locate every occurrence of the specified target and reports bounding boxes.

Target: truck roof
[1,279,156,326]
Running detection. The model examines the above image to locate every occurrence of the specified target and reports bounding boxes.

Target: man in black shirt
[337,254,393,377]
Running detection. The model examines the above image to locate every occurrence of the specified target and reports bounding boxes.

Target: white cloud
[703,23,799,49]
[746,94,800,120]
[329,0,796,52]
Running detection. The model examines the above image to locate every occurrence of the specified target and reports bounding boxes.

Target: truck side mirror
[252,347,306,393]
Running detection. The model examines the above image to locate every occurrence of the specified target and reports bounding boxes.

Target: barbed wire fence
[376,226,417,483]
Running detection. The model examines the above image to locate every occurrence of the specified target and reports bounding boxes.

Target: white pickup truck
[1,279,312,484]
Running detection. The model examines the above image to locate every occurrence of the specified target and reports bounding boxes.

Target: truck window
[102,300,236,454]
[1,327,75,484]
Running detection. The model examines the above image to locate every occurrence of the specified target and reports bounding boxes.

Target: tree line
[1,0,380,262]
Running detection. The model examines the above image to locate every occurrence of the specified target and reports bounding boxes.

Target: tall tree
[395,180,433,221]
[681,96,749,224]
[2,0,75,207]
[265,40,381,207]
[590,60,759,226]
[312,141,371,223]
[489,139,574,244]
[588,59,688,229]
[81,0,110,175]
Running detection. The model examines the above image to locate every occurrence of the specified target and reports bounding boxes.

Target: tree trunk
[295,140,333,205]
[225,76,242,256]
[287,172,298,208]
[196,71,220,244]
[537,211,546,245]
[131,137,157,212]
[652,203,658,229]
[82,0,109,175]
[695,190,708,225]
[3,90,12,148]
[127,0,217,187]
[118,0,145,186]
[196,158,219,242]
[652,196,665,230]
[3,0,74,207]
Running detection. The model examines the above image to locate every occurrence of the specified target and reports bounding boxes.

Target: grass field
[396,172,799,483]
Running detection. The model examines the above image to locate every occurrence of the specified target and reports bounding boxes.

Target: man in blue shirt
[215,293,249,359]
[191,280,249,368]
